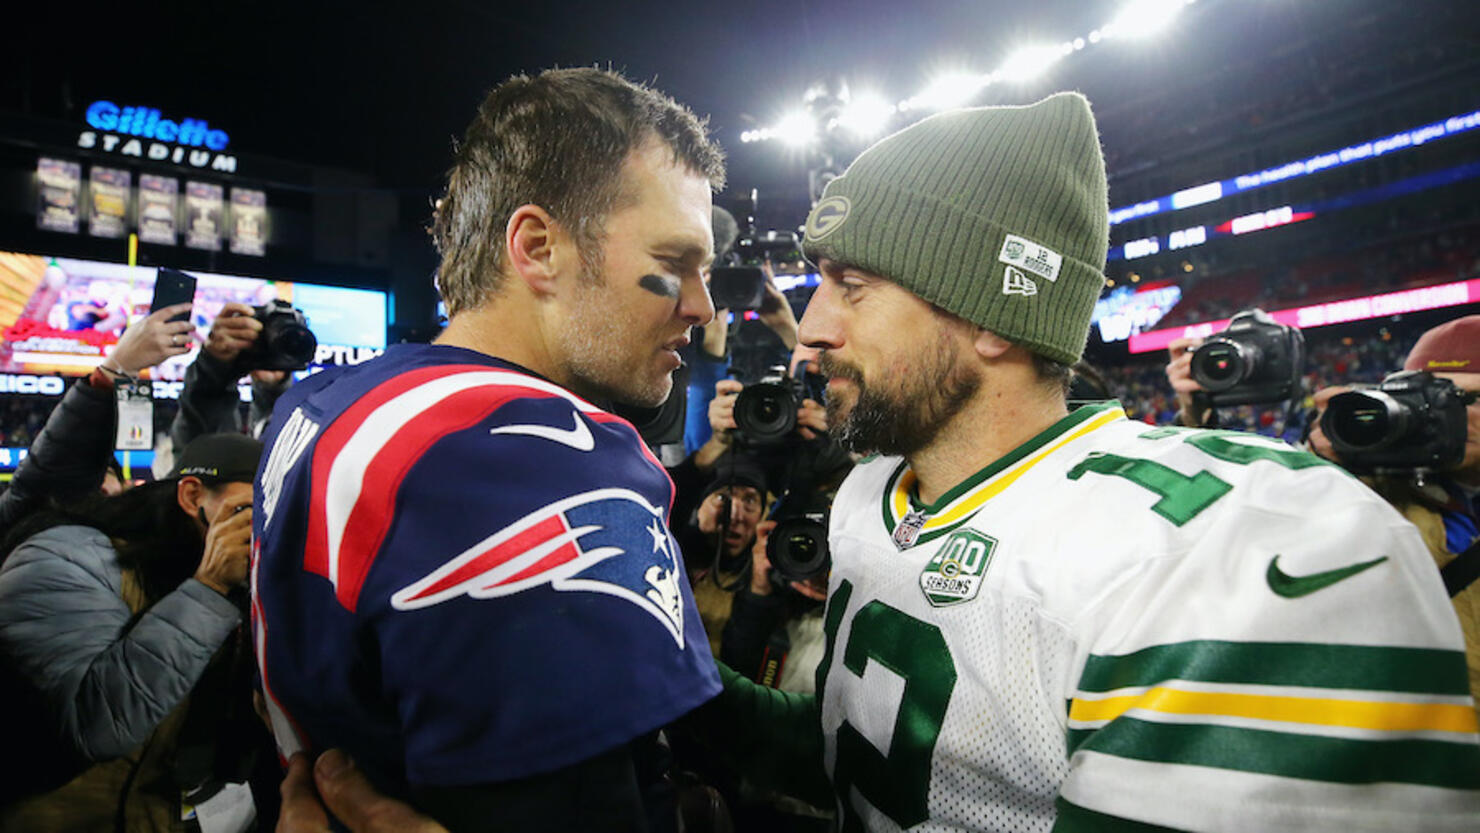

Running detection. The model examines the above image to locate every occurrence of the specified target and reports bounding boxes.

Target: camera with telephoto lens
[1320,370,1473,475]
[1189,308,1305,406]
[767,490,830,583]
[734,365,828,447]
[238,299,318,371]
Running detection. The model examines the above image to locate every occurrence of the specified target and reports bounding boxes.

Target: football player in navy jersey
[253,68,726,832]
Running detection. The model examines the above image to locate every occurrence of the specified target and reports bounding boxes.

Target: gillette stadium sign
[77,100,237,172]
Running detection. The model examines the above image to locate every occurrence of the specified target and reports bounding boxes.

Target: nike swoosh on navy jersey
[1266,554,1389,598]
[489,411,595,451]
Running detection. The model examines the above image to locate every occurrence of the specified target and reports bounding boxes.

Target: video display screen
[0,250,387,381]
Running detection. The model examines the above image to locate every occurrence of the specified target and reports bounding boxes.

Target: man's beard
[820,335,979,458]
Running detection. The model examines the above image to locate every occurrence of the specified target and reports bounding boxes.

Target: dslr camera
[1189,308,1305,406]
[733,365,828,447]
[1320,370,1473,475]
[238,299,318,371]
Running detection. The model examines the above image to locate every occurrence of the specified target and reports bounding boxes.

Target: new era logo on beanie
[801,92,1110,365]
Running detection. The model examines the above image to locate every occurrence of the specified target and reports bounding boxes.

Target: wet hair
[431,67,726,315]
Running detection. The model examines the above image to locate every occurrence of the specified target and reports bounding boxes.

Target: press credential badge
[115,380,153,451]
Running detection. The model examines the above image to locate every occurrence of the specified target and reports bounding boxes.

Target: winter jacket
[0,525,240,824]
[0,379,114,531]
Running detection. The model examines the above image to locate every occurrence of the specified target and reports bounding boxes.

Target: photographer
[1306,315,1480,715]
[0,303,194,530]
[684,264,802,455]
[0,433,265,829]
[170,302,294,456]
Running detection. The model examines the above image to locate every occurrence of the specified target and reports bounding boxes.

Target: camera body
[1320,370,1471,475]
[733,365,827,447]
[238,299,317,371]
[734,229,801,265]
[708,230,803,312]
[1189,308,1305,406]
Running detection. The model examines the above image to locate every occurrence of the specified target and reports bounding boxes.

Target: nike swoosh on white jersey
[489,411,595,451]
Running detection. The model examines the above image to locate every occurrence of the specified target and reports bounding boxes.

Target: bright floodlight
[838,93,894,137]
[997,44,1063,83]
[1106,0,1185,39]
[776,110,817,147]
[916,72,990,110]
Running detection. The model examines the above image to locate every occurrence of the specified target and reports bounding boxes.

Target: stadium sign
[77,100,237,172]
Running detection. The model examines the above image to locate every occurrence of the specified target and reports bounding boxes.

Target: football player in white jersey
[272,93,1480,833]
[695,92,1480,833]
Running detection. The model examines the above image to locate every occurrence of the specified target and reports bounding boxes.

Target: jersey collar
[881,401,1127,547]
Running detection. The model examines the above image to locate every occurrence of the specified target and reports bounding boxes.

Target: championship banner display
[138,175,179,244]
[88,167,131,239]
[36,158,82,233]
[0,249,387,381]
[230,188,267,256]
[185,181,224,251]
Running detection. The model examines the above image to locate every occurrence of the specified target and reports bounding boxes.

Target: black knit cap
[704,454,769,498]
[171,433,263,483]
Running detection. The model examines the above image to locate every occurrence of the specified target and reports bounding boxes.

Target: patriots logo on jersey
[390,488,688,648]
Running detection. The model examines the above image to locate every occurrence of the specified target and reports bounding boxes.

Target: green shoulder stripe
[1052,798,1187,833]
[1078,640,1470,697]
[1068,718,1480,791]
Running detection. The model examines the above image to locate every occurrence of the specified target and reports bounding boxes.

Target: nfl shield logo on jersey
[892,511,928,550]
[919,529,997,607]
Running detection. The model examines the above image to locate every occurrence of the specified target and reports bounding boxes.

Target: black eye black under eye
[639,274,681,299]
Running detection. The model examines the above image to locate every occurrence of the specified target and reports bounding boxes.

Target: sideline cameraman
[1306,315,1480,716]
[170,302,291,456]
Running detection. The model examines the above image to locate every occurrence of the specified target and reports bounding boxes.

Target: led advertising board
[0,250,387,380]
[1127,278,1480,354]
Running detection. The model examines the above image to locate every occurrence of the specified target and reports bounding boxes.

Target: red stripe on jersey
[331,383,529,610]
[304,364,493,580]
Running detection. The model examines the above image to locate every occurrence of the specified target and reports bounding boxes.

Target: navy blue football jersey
[251,344,719,788]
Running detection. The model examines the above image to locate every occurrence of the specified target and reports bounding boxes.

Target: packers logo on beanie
[802,92,1110,365]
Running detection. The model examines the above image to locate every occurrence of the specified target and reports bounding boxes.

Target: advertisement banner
[0,249,387,380]
[138,175,179,244]
[88,167,131,239]
[184,181,224,251]
[36,158,82,233]
[229,188,267,256]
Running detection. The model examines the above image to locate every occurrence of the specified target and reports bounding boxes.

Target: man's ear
[505,204,576,296]
[176,476,205,517]
[974,328,1014,360]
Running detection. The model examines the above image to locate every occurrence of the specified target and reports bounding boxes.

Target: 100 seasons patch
[919,530,997,607]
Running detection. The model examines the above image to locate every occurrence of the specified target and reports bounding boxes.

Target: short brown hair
[432,68,726,315]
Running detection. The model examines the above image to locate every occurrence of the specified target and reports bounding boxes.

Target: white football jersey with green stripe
[816,402,1480,832]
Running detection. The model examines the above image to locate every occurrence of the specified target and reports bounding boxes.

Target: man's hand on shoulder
[278,751,447,833]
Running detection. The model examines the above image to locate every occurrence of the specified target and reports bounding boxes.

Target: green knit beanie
[802,92,1109,365]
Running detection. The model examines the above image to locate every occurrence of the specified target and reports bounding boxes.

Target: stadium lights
[744,0,1202,146]
[1104,0,1191,40]
[838,93,895,138]
[775,110,818,147]
[997,44,1064,83]
[914,71,992,111]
